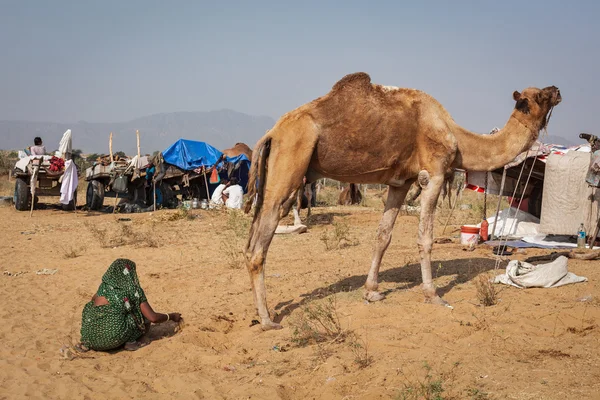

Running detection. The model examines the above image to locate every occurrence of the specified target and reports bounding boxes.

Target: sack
[112,175,129,193]
[209,168,220,184]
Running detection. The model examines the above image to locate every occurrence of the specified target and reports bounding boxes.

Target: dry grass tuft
[474,273,498,307]
[320,220,359,250]
[85,221,160,248]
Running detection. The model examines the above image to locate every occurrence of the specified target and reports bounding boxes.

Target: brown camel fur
[338,183,363,205]
[244,72,561,330]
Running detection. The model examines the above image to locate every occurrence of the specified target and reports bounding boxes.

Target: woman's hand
[169,313,182,323]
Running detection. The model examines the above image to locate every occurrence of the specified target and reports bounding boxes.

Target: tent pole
[490,168,507,241]
[203,167,211,202]
[136,130,141,159]
[109,132,114,163]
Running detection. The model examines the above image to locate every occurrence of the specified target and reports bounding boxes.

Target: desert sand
[0,185,599,400]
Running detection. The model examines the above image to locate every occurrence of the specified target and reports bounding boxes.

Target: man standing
[222,177,244,209]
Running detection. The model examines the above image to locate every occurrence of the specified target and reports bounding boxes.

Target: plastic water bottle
[577,223,586,249]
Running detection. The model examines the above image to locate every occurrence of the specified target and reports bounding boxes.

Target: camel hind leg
[364,183,412,301]
[416,170,450,306]
[245,123,317,330]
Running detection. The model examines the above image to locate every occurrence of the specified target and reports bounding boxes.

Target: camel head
[512,86,562,133]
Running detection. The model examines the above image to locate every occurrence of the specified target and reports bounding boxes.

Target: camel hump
[331,72,372,92]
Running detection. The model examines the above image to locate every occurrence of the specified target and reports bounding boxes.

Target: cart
[84,155,150,210]
[13,156,76,211]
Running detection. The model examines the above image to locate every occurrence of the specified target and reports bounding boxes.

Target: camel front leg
[416,171,449,306]
[364,184,411,302]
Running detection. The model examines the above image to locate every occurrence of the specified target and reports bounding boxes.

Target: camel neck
[452,113,537,171]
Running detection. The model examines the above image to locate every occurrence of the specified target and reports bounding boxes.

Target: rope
[493,142,542,270]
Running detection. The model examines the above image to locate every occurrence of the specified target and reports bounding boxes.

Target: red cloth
[49,156,65,172]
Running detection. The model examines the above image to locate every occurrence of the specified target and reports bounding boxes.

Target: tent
[161,139,252,193]
[466,140,600,238]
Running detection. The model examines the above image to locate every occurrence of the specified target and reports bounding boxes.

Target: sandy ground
[0,185,599,400]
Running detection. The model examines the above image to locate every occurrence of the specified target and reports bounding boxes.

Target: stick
[136,130,141,159]
[113,193,118,214]
[29,164,39,217]
[153,180,156,211]
[202,167,211,202]
[490,168,507,241]
[442,189,460,234]
[109,132,114,163]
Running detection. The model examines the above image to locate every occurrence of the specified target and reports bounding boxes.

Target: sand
[0,191,599,399]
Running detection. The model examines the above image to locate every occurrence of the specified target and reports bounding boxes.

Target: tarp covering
[162,139,224,170]
[162,139,250,171]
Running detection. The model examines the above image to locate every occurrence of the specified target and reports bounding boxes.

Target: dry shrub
[474,273,498,307]
[219,209,250,269]
[62,245,86,259]
[320,221,359,250]
[396,361,455,400]
[86,221,159,248]
[348,329,373,368]
[289,295,347,347]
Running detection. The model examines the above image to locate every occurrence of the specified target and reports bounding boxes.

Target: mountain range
[0,109,276,155]
[0,110,579,155]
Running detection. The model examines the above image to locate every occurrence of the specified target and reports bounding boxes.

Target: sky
[0,0,598,144]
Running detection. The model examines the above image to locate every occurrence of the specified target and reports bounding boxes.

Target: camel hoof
[364,291,386,302]
[425,296,454,309]
[261,321,283,331]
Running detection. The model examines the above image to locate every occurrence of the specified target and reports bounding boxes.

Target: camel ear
[515,98,530,114]
[513,91,521,101]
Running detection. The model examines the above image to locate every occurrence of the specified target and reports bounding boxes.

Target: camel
[338,183,362,205]
[244,72,561,330]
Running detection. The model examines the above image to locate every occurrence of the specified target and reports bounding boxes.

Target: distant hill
[0,109,276,155]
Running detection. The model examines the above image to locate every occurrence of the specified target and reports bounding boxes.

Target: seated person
[210,178,229,205]
[222,177,244,209]
[30,137,46,156]
[78,259,181,352]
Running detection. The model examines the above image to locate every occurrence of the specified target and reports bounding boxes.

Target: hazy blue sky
[0,0,597,143]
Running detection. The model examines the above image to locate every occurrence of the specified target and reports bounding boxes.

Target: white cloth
[211,183,227,205]
[223,184,244,209]
[15,155,51,172]
[30,145,46,155]
[57,129,72,159]
[484,207,540,238]
[494,256,587,288]
[60,159,79,204]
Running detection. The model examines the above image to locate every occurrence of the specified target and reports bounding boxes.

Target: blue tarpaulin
[161,139,251,192]
[162,139,224,170]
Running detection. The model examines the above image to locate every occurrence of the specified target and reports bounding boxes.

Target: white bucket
[460,225,480,245]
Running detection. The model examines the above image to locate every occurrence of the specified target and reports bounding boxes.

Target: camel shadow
[273,257,502,324]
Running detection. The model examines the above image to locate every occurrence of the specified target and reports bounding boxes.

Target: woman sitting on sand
[78,259,181,351]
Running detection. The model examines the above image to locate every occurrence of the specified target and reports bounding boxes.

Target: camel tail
[244,134,272,214]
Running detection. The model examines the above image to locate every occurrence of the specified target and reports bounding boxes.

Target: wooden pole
[113,193,118,214]
[490,168,507,241]
[153,180,156,211]
[109,132,114,163]
[136,130,141,159]
[29,164,39,217]
[202,167,211,202]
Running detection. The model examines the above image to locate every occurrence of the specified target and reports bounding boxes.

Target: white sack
[494,256,587,288]
[60,159,79,205]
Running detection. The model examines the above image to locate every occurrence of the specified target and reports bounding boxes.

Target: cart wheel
[86,180,105,210]
[63,190,78,211]
[14,177,31,211]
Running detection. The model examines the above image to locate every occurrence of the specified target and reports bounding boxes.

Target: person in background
[30,137,46,156]
[222,177,244,209]
[210,178,229,206]
[78,259,182,352]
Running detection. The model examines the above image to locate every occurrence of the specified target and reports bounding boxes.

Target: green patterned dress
[80,259,148,351]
